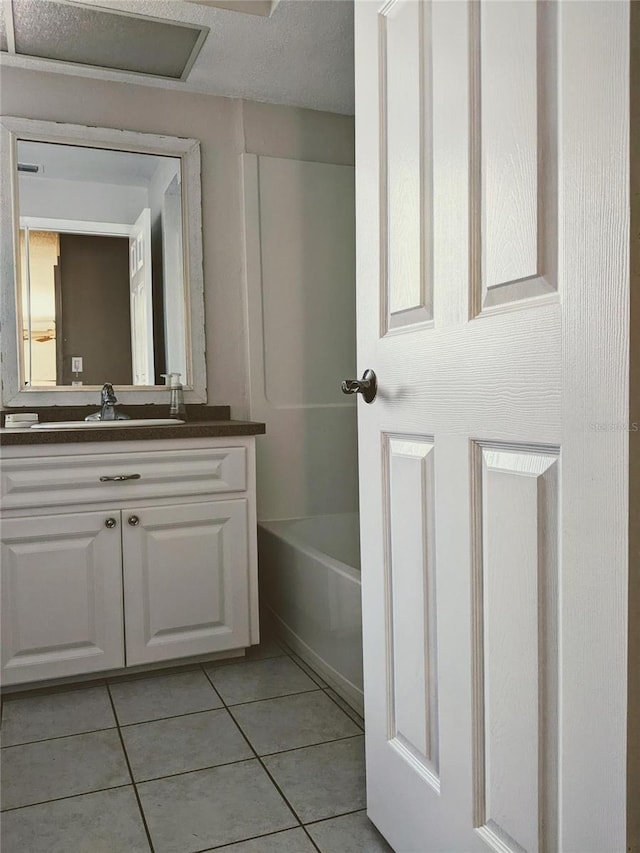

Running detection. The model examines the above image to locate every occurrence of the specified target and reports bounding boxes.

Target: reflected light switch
[71,357,83,373]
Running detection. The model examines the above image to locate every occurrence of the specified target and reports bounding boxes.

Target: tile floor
[0,634,392,853]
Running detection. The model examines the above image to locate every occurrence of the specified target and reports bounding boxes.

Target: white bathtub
[258,513,363,715]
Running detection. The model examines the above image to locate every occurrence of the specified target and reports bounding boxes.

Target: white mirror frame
[0,116,206,406]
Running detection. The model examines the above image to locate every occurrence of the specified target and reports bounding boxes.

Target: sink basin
[30,419,185,430]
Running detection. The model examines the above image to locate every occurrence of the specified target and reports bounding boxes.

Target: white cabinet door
[356,1,629,851]
[122,500,250,665]
[1,511,124,685]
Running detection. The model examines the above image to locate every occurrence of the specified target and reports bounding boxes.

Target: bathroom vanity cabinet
[0,433,261,686]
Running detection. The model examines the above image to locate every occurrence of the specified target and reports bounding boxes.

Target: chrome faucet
[99,382,118,420]
[85,383,131,421]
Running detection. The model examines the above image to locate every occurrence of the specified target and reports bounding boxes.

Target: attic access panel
[6,0,208,80]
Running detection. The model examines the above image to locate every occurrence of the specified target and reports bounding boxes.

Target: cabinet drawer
[1,447,247,510]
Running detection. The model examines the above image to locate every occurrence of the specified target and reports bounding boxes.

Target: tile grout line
[303,805,371,826]
[0,783,133,815]
[301,824,324,852]
[171,825,320,853]
[116,705,226,729]
[226,725,365,760]
[200,663,323,852]
[0,724,118,750]
[122,755,257,786]
[206,687,322,711]
[106,683,156,853]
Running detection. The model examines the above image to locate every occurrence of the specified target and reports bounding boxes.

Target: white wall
[1,66,354,418]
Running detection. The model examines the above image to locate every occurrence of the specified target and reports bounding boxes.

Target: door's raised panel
[472,443,559,853]
[123,500,250,665]
[471,0,557,314]
[1,511,124,685]
[379,0,433,332]
[1,446,247,510]
[385,436,439,788]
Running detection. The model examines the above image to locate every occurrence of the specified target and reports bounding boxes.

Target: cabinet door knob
[128,515,140,526]
[105,517,117,529]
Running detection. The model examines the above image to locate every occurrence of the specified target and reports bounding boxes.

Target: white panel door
[1,510,124,685]
[355,2,629,852]
[129,207,154,385]
[122,500,250,665]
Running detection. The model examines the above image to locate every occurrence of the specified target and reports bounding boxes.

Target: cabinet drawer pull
[105,518,117,529]
[128,515,140,526]
[99,474,141,482]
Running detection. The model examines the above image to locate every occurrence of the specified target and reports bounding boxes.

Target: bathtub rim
[259,514,361,582]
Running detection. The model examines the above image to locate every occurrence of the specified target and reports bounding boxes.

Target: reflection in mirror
[17,140,187,388]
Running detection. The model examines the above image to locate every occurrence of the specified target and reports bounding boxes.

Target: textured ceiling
[1,0,355,115]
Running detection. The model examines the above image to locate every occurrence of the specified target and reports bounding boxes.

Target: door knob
[105,517,117,529]
[341,369,377,403]
[128,515,140,526]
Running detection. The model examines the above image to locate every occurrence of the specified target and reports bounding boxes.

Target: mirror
[18,142,185,388]
[0,117,206,406]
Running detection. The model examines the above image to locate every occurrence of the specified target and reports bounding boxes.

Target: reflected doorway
[19,223,167,387]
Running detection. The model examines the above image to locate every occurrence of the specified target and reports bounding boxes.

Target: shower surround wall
[243,149,360,710]
[243,154,358,521]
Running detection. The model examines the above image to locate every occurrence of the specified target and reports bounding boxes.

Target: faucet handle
[101,383,117,404]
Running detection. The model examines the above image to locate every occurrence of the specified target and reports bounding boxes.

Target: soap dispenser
[162,372,186,419]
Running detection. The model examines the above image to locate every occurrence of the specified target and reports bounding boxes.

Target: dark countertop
[0,406,265,446]
[0,420,265,446]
